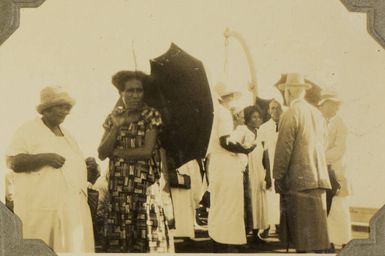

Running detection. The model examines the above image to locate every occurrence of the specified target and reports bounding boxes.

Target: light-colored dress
[259,119,280,227]
[6,118,95,253]
[171,160,203,238]
[234,125,269,230]
[326,115,352,246]
[207,104,246,245]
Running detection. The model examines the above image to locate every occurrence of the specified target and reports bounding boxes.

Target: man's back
[273,99,331,192]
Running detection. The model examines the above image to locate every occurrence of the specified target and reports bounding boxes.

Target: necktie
[276,122,279,132]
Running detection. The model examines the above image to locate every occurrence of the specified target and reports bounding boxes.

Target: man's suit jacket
[273,98,331,192]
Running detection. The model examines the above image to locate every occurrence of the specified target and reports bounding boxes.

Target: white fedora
[214,81,241,99]
[36,86,76,114]
[278,73,312,91]
[318,89,342,106]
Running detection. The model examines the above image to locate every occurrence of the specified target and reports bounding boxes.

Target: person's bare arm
[112,128,158,161]
[98,126,120,161]
[7,153,65,173]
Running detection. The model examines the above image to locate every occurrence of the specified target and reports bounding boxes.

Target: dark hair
[112,70,150,92]
[243,105,263,124]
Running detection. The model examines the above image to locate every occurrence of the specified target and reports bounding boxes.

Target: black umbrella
[273,74,322,107]
[114,43,213,169]
[150,43,213,168]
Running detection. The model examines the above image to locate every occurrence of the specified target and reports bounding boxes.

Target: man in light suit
[258,99,283,236]
[273,73,331,253]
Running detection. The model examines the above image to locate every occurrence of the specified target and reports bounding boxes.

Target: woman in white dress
[6,86,95,253]
[207,82,255,253]
[232,106,269,243]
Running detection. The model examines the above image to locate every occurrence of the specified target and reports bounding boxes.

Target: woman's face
[43,104,72,125]
[247,111,263,129]
[121,79,144,110]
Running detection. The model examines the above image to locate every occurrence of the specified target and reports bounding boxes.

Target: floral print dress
[102,106,172,253]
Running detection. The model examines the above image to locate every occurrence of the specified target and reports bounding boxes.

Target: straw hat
[318,89,342,106]
[277,73,312,90]
[36,86,76,114]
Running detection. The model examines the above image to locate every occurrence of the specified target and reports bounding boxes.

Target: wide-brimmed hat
[36,86,76,114]
[277,73,312,90]
[318,89,342,106]
[214,81,241,99]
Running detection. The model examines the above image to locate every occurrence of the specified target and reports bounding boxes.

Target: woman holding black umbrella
[98,70,173,253]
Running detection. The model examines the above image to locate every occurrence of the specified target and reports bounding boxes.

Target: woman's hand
[86,157,101,184]
[265,176,272,190]
[110,113,127,128]
[39,153,66,168]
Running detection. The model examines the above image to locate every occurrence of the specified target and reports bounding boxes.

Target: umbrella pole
[131,40,138,71]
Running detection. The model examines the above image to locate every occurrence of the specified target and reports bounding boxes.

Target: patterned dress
[102,106,172,253]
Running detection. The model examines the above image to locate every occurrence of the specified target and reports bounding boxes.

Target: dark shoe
[260,226,270,238]
[251,234,267,244]
[275,224,280,234]
[196,207,208,226]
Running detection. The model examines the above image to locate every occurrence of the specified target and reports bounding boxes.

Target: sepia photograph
[1,0,385,255]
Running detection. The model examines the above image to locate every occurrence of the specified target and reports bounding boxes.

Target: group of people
[3,70,352,254]
[5,71,174,253]
[206,72,352,253]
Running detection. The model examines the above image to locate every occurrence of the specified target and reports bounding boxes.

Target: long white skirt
[208,153,246,245]
[171,160,204,238]
[266,183,281,227]
[248,146,269,230]
[327,196,352,246]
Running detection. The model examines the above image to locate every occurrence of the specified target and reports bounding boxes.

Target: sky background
[1,0,385,208]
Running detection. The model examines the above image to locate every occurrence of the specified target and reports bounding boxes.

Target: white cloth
[247,130,269,230]
[207,104,246,245]
[325,115,352,245]
[6,118,94,253]
[259,119,280,226]
[171,160,203,238]
[327,197,352,246]
[230,125,257,167]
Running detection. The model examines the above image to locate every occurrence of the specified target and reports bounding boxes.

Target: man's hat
[277,73,312,90]
[318,89,342,106]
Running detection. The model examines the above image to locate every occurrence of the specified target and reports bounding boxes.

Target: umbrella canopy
[114,43,213,169]
[273,74,322,107]
[150,43,214,168]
